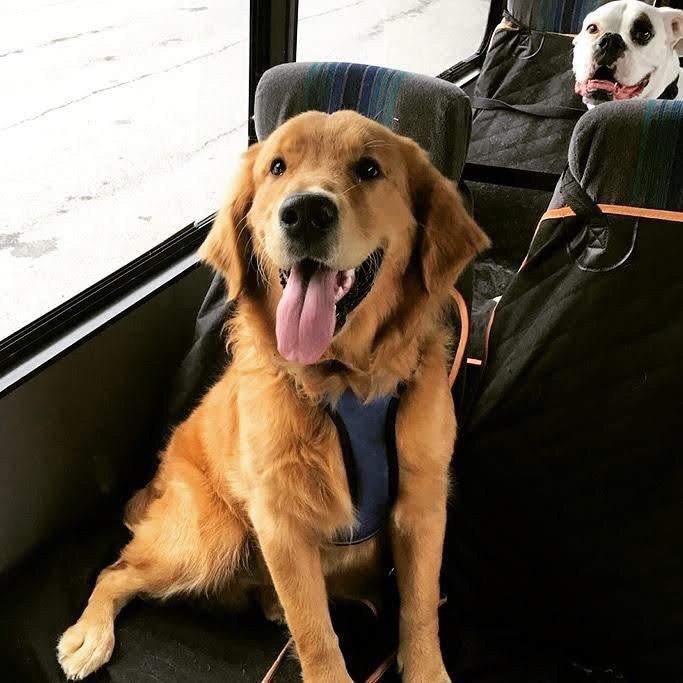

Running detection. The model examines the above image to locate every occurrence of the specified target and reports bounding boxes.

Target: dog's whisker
[234,217,251,248]
[340,182,362,197]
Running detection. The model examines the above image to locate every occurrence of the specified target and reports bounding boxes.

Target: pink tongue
[576,79,642,100]
[276,264,337,364]
[577,79,617,96]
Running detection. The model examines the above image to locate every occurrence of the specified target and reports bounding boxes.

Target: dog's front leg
[392,355,455,682]
[252,512,351,683]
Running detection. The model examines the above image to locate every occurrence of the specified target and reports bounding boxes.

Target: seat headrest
[550,99,683,211]
[254,62,472,181]
[506,0,665,34]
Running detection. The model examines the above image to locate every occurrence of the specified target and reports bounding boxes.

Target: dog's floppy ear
[660,8,683,54]
[200,143,260,300]
[408,143,490,294]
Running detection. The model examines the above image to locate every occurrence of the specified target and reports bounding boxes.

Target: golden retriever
[57,109,489,682]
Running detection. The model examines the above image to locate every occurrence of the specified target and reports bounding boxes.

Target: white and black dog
[573,0,682,107]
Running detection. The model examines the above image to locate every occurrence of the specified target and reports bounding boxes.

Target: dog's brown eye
[586,23,599,35]
[270,158,286,176]
[354,157,382,181]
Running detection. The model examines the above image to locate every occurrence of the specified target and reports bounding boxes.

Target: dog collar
[659,76,679,101]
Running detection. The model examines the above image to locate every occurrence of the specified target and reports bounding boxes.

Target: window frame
[1,0,506,388]
[437,0,505,84]
[0,0,299,386]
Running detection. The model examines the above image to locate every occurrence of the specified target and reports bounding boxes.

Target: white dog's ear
[660,8,683,55]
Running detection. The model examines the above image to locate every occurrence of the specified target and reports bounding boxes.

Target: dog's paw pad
[57,619,115,680]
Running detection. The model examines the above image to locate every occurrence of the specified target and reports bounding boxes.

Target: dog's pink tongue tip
[276,264,337,365]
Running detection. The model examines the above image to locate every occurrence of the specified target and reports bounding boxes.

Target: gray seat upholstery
[551,99,683,211]
[507,0,677,34]
[254,61,472,181]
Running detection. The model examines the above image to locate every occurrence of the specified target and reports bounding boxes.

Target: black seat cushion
[2,516,615,682]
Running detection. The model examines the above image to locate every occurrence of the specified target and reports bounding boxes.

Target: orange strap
[448,289,469,388]
[261,638,293,683]
[541,204,683,223]
[364,653,396,683]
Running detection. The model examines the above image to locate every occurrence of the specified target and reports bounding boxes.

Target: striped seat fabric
[254,62,472,182]
[555,98,683,211]
[506,0,673,33]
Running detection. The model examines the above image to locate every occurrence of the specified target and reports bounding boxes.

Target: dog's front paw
[57,617,115,680]
[397,646,450,683]
[400,662,451,683]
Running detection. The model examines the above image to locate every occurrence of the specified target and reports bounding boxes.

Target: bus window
[297,0,491,76]
[0,2,248,343]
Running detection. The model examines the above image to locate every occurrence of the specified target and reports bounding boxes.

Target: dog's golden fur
[57,110,489,682]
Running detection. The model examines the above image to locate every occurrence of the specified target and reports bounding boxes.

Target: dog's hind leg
[58,452,249,680]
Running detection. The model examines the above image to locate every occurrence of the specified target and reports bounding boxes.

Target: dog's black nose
[279,193,338,241]
[595,32,626,65]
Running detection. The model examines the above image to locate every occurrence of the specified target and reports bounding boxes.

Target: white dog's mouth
[576,67,651,102]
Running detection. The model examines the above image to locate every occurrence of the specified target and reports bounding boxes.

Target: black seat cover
[449,99,683,681]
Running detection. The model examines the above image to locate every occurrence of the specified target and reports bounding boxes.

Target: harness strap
[330,389,401,546]
[659,75,679,101]
[473,74,678,119]
[472,96,585,119]
[449,288,469,388]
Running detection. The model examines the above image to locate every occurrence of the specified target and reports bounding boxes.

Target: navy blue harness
[327,389,400,546]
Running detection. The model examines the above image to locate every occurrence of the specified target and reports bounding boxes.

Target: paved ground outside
[0,0,489,340]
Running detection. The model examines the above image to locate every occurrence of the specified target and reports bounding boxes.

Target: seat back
[453,99,683,679]
[254,61,472,181]
[466,0,678,272]
[507,0,676,33]
[554,98,682,210]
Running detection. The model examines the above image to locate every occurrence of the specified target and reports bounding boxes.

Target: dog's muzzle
[279,192,338,261]
[594,32,627,67]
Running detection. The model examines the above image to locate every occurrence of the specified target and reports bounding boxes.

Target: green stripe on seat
[303,62,322,111]
[368,68,390,121]
[381,70,407,129]
[633,100,682,208]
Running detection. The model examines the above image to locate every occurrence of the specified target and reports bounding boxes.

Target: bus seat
[466,0,677,276]
[448,98,683,681]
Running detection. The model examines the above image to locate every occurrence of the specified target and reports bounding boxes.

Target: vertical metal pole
[248,0,299,145]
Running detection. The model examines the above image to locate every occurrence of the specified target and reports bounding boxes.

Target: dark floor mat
[0,519,399,682]
[1,517,636,683]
